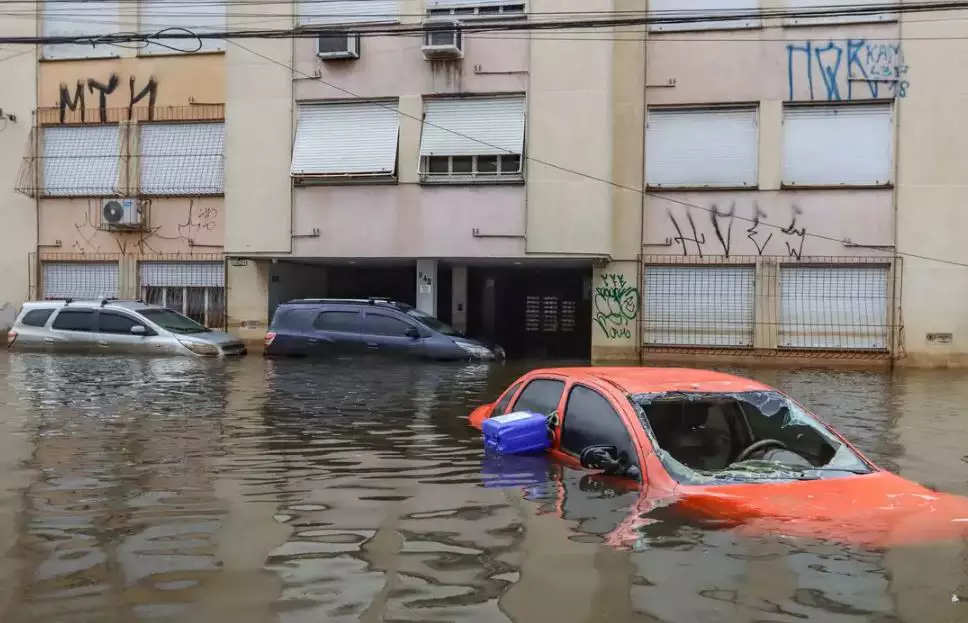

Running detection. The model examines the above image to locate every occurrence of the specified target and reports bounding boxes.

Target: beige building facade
[1,0,964,366]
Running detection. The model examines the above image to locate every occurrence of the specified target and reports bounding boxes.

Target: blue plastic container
[481,411,551,456]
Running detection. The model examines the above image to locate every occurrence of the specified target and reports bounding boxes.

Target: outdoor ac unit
[316,32,360,60]
[101,198,144,229]
[421,18,463,60]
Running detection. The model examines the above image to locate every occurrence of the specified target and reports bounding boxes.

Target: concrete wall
[0,20,38,326]
[896,10,968,367]
[37,54,225,257]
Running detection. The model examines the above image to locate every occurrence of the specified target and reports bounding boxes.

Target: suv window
[561,385,639,467]
[20,309,55,327]
[313,310,361,333]
[97,311,145,334]
[512,379,566,417]
[361,312,412,337]
[492,381,522,416]
[51,309,96,332]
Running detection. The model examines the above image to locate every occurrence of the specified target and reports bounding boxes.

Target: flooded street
[0,353,966,623]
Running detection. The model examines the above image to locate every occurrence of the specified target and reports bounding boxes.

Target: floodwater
[0,354,966,623]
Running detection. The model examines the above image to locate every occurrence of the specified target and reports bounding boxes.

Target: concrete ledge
[593,346,895,371]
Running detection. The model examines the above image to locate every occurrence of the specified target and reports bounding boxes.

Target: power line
[1,0,966,45]
[224,39,968,270]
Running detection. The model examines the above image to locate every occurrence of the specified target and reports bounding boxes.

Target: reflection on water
[0,354,966,622]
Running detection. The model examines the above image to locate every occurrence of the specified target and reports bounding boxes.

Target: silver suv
[7,299,247,357]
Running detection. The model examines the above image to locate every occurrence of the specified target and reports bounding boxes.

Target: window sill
[137,49,226,59]
[646,184,759,191]
[293,174,398,187]
[419,175,525,186]
[779,183,894,190]
[140,191,226,197]
[781,15,898,28]
[648,21,762,34]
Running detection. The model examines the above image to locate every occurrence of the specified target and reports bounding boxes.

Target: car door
[558,383,644,482]
[46,307,96,353]
[93,310,163,355]
[307,309,363,357]
[359,310,423,358]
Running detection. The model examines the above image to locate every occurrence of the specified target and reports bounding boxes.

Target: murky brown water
[0,353,966,623]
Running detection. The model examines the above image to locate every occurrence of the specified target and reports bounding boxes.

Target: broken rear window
[628,390,873,485]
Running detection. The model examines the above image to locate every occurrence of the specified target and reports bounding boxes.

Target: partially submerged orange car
[470,367,968,549]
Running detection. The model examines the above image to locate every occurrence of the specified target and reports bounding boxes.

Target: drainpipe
[889,18,904,372]
[32,3,41,301]
[638,17,649,366]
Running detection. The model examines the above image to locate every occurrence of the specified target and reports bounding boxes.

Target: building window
[648,0,761,32]
[139,262,226,328]
[418,95,526,183]
[43,125,122,197]
[643,265,756,347]
[297,0,399,26]
[42,0,121,60]
[139,122,225,195]
[291,100,400,181]
[778,265,890,351]
[139,0,226,55]
[781,103,893,187]
[645,107,758,188]
[427,1,526,19]
[42,261,120,300]
[783,0,898,27]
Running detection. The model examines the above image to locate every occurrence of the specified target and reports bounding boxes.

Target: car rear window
[20,308,55,327]
[51,309,96,332]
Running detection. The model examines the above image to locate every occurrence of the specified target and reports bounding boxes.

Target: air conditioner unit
[101,198,145,229]
[421,18,463,60]
[316,32,360,60]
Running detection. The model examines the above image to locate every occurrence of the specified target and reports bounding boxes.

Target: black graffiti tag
[780,204,807,260]
[668,209,706,257]
[593,274,639,340]
[58,73,158,124]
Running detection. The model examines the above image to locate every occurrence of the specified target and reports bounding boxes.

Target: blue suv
[264,298,504,361]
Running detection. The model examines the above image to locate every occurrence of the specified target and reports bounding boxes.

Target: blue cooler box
[482,411,551,456]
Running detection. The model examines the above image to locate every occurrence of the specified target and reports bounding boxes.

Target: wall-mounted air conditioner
[317,32,361,60]
[421,18,463,60]
[100,198,146,230]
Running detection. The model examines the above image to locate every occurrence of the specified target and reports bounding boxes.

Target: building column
[451,264,468,333]
[226,258,270,349]
[416,259,437,316]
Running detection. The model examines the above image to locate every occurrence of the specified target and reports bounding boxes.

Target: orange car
[469,367,968,549]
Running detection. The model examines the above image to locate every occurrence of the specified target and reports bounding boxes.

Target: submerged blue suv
[264,298,504,361]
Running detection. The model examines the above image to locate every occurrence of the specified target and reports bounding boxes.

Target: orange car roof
[530,367,773,395]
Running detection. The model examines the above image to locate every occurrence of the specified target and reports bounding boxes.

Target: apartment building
[13,1,228,328]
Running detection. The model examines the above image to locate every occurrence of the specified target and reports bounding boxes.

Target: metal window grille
[142,286,226,329]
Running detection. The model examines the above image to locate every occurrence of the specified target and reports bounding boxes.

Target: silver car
[6,299,247,357]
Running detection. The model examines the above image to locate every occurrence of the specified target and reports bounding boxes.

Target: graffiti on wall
[58,73,159,124]
[665,202,808,260]
[787,39,910,101]
[593,274,639,340]
[63,199,216,254]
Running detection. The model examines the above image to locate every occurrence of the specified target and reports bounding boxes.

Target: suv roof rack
[286,297,396,306]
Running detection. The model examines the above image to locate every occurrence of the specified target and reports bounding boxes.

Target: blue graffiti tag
[787,39,910,101]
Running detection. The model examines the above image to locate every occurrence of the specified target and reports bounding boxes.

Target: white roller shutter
[779,266,889,350]
[43,125,122,196]
[140,0,226,54]
[427,0,521,7]
[42,1,121,60]
[420,96,526,157]
[298,0,399,26]
[782,104,893,186]
[649,0,761,31]
[291,101,400,176]
[140,123,225,195]
[785,0,898,26]
[643,265,755,347]
[42,262,119,300]
[646,108,758,187]
[139,262,225,288]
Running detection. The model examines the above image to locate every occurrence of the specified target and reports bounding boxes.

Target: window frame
[419,153,523,183]
[559,383,641,466]
[647,0,761,32]
[426,3,527,21]
[50,308,97,332]
[312,309,363,334]
[20,308,56,328]
[141,285,226,329]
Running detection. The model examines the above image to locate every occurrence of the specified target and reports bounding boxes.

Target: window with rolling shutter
[645,107,758,188]
[139,123,225,195]
[426,0,526,18]
[42,1,121,60]
[648,0,761,32]
[418,95,526,182]
[140,0,226,54]
[784,0,898,26]
[291,100,400,178]
[298,0,399,26]
[43,125,122,196]
[42,262,120,300]
[781,103,894,186]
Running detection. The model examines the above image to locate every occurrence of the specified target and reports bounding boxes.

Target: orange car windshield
[629,391,872,485]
